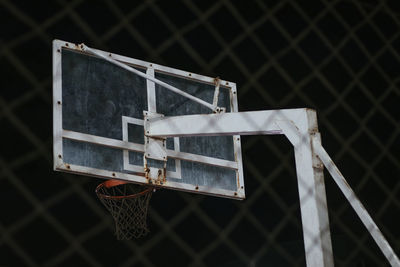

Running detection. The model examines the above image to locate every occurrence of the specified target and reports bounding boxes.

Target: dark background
[1,0,399,266]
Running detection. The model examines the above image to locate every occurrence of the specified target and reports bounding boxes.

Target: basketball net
[96,180,153,240]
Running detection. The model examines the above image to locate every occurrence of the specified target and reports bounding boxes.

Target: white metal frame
[52,39,244,199]
[148,108,400,267]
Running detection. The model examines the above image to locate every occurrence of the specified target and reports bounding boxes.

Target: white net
[96,181,153,240]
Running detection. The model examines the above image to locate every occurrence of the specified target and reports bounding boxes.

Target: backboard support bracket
[144,112,167,161]
[80,43,225,113]
[143,111,167,185]
[145,164,166,185]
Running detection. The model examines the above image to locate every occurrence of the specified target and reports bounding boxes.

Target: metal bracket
[144,164,167,185]
[81,43,224,112]
[144,111,167,161]
[144,135,167,161]
[144,111,167,185]
[213,107,226,113]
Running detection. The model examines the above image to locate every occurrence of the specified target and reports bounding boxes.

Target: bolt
[112,173,115,177]
[234,192,238,196]
[58,154,62,159]
[57,49,60,53]
[241,186,244,189]
[237,137,240,141]
[109,53,112,57]
[150,64,153,67]
[147,153,150,157]
[226,82,229,85]
[66,165,70,169]
[65,43,69,47]
[195,186,199,190]
[188,73,192,76]
[57,101,61,105]
[233,91,236,94]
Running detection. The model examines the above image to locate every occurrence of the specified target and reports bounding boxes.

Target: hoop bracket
[144,111,167,185]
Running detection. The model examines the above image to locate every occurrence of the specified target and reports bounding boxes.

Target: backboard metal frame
[52,39,244,199]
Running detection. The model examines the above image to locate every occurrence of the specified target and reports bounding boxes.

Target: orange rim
[96,179,153,200]
[104,179,128,188]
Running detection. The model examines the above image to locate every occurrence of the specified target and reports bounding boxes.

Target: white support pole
[146,67,157,112]
[277,114,334,267]
[148,108,334,267]
[147,109,307,137]
[312,138,400,267]
[148,108,400,267]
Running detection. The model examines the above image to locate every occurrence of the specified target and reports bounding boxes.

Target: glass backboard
[53,40,244,199]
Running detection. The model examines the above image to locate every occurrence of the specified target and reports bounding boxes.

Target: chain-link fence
[0,0,399,266]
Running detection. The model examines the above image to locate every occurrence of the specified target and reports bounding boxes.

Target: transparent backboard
[53,40,244,199]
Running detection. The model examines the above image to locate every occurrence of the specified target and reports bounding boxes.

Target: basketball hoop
[96,179,153,240]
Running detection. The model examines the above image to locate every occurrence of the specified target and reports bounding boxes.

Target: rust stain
[313,163,324,170]
[144,165,166,186]
[146,135,166,142]
[163,166,167,183]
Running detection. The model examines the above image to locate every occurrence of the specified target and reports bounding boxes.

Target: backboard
[53,40,245,199]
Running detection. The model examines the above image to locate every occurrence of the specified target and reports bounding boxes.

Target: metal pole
[149,108,335,267]
[312,138,400,267]
[146,108,400,266]
[277,113,334,267]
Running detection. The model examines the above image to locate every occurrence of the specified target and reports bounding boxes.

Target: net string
[96,181,153,240]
